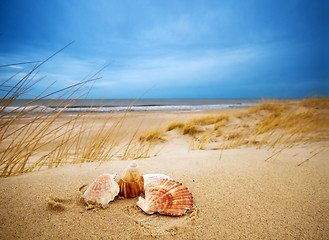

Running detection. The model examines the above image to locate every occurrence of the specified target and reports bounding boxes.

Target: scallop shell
[136,179,193,216]
[83,174,119,206]
[143,173,173,189]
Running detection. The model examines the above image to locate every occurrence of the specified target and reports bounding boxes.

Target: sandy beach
[0,101,328,239]
[1,0,327,238]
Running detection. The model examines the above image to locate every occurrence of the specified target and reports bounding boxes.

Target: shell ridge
[144,179,178,209]
[145,190,172,211]
[83,174,119,206]
[139,178,193,216]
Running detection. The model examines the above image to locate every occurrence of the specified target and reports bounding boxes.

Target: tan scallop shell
[136,179,193,216]
[83,174,119,207]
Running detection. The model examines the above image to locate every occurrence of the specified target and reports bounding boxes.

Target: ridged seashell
[137,179,193,216]
[118,161,144,198]
[118,177,144,198]
[83,174,119,206]
[143,173,173,189]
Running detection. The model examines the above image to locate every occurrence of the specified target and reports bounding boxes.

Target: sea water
[3,98,262,113]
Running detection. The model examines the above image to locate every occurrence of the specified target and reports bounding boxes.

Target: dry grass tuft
[247,100,284,114]
[166,121,185,131]
[256,104,316,135]
[138,128,165,142]
[189,114,229,126]
[226,131,241,140]
[182,122,201,136]
[195,130,214,150]
[215,126,223,137]
[300,98,329,108]
[167,98,328,153]
[166,114,229,137]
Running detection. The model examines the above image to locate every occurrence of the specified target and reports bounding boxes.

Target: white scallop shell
[137,178,193,216]
[83,174,119,206]
[143,173,173,189]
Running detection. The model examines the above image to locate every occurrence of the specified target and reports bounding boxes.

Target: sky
[0,0,328,99]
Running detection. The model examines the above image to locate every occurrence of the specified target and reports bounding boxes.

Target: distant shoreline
[2,98,306,113]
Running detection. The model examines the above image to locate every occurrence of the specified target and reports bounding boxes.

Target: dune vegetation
[1,47,328,176]
[138,128,166,142]
[0,51,158,176]
[160,99,329,155]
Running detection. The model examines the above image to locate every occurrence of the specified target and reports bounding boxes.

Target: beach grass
[0,94,165,176]
[182,122,201,136]
[0,49,163,176]
[188,114,229,126]
[163,98,328,151]
[166,120,185,131]
[1,64,328,178]
[138,128,166,142]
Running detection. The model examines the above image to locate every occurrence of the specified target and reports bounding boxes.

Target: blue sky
[0,0,328,98]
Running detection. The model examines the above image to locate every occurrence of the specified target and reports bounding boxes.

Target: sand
[0,108,328,239]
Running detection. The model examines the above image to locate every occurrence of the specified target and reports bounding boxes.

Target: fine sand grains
[0,103,328,239]
[0,145,328,239]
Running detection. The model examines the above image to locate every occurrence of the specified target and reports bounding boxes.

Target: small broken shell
[137,179,193,216]
[143,173,173,190]
[83,174,119,207]
[118,160,144,198]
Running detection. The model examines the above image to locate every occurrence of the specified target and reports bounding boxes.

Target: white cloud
[1,43,264,98]
[98,46,261,90]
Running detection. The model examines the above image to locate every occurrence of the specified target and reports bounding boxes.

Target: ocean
[4,98,263,113]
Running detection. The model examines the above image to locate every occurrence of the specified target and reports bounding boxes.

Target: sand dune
[0,103,328,239]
